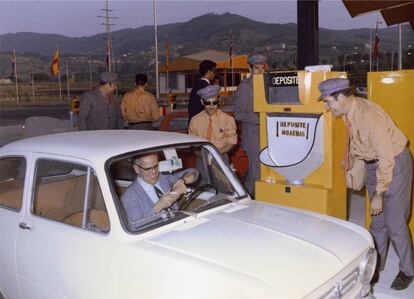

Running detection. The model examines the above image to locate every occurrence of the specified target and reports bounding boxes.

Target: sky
[0,0,385,37]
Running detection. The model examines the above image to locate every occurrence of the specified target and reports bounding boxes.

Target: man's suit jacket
[121,169,194,226]
[79,87,123,130]
[188,78,209,122]
[234,76,260,153]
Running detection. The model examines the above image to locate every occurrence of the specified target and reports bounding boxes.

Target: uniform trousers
[244,149,260,198]
[366,147,414,275]
[128,122,154,130]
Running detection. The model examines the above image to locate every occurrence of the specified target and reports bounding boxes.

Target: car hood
[140,201,370,296]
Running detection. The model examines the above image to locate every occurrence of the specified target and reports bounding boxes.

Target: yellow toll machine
[367,70,414,239]
[253,70,348,219]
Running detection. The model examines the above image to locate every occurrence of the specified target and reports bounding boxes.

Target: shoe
[371,270,379,284]
[390,271,414,290]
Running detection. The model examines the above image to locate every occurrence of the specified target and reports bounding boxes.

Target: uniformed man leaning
[189,85,237,162]
[121,73,160,130]
[233,54,267,197]
[79,71,123,130]
[318,78,414,291]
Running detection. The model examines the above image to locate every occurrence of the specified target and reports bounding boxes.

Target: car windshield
[108,143,248,233]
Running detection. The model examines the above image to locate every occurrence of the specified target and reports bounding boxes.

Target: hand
[154,192,181,212]
[172,179,187,195]
[370,194,383,216]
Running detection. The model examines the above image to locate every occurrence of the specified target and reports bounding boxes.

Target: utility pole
[98,0,117,72]
[153,0,160,99]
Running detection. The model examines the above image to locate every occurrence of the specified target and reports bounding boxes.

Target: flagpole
[57,45,62,101]
[66,60,71,102]
[398,24,402,70]
[13,49,19,103]
[89,55,93,89]
[31,63,35,102]
[369,29,372,72]
[153,0,159,99]
[230,30,234,96]
[166,35,169,93]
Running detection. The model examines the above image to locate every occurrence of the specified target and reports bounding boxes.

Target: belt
[364,159,378,164]
[129,121,152,125]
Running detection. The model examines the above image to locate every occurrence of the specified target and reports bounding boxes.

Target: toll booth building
[158,49,249,97]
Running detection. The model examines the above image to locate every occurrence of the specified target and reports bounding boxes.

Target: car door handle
[18,222,33,230]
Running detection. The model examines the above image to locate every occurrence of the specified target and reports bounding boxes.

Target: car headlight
[358,247,377,296]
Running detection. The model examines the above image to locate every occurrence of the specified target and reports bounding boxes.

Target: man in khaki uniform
[189,85,237,162]
[121,73,160,130]
[318,78,414,291]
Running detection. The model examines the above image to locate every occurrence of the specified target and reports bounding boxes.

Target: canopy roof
[342,0,414,30]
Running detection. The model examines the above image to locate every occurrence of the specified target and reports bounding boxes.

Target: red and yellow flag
[50,48,59,76]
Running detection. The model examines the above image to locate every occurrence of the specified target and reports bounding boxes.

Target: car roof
[1,130,206,162]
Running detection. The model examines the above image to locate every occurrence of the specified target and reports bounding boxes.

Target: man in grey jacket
[79,71,123,130]
[121,152,199,226]
[234,54,267,197]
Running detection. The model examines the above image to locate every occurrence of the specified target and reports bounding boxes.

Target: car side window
[0,157,26,211]
[32,159,109,232]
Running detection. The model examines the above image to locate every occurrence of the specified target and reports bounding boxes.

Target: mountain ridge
[0,13,412,79]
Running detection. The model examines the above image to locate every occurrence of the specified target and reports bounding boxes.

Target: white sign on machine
[260,113,324,184]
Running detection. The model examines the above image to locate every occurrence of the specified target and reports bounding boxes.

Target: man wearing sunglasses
[121,152,199,224]
[188,85,237,162]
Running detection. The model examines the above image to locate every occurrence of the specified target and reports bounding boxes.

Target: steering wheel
[178,184,217,211]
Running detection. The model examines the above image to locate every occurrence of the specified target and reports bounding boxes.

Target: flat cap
[247,54,267,65]
[197,85,221,99]
[99,71,118,84]
[317,78,349,101]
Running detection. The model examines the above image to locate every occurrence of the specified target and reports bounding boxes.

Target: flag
[229,30,234,67]
[373,23,379,61]
[165,35,169,71]
[50,48,59,76]
[10,49,16,78]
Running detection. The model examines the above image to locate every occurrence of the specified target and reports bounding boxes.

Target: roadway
[0,103,70,126]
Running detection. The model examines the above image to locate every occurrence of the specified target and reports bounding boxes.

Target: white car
[0,130,376,299]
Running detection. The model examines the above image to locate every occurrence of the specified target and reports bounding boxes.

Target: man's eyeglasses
[202,100,219,106]
[136,163,159,171]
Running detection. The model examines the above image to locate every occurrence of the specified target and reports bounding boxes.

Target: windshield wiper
[192,197,233,213]
[130,210,189,232]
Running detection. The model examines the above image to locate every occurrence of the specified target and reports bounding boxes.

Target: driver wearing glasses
[189,85,237,162]
[121,152,199,223]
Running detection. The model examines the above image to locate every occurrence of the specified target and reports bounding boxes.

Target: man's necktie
[154,186,163,199]
[344,116,351,172]
[206,117,213,141]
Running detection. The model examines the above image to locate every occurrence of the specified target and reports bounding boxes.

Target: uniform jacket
[233,76,260,152]
[79,87,123,130]
[121,87,160,123]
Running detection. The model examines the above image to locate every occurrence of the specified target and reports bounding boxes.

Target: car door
[16,155,120,299]
[0,155,27,299]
